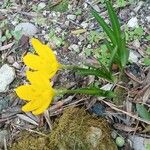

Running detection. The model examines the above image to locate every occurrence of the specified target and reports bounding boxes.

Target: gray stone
[129,135,150,150]
[15,22,37,37]
[0,64,15,92]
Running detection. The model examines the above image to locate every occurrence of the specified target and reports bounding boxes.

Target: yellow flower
[15,71,55,115]
[23,38,61,79]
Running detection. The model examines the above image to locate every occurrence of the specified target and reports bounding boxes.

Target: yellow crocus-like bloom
[15,71,55,115]
[23,38,61,79]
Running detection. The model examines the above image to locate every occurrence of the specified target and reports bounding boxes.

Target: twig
[12,124,48,137]
[44,110,53,130]
[101,100,150,124]
[124,69,143,84]
[0,42,15,51]
[0,30,2,47]
[4,138,7,150]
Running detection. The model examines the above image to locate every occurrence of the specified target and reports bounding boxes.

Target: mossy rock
[10,108,117,150]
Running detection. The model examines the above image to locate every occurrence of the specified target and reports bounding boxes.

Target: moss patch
[10,108,117,150]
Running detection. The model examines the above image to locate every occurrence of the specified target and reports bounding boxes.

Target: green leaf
[109,46,118,70]
[74,67,114,82]
[146,35,150,41]
[91,9,116,45]
[119,33,129,68]
[136,104,150,121]
[0,36,6,42]
[144,58,150,66]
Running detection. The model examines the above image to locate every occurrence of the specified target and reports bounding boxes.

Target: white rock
[38,2,46,10]
[68,44,80,52]
[146,16,150,23]
[65,21,70,26]
[0,64,15,92]
[100,83,114,91]
[81,22,88,29]
[127,17,139,28]
[87,44,92,49]
[129,50,141,63]
[93,5,101,12]
[67,15,76,20]
[15,22,37,37]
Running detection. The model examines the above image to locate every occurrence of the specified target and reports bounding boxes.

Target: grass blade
[106,1,129,68]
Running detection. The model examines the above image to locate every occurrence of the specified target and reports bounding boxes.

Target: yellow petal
[22,98,41,112]
[32,95,53,115]
[26,71,51,89]
[23,53,44,70]
[15,85,36,101]
[31,38,56,63]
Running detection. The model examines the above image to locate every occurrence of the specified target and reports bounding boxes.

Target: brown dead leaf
[18,35,29,50]
[0,15,6,21]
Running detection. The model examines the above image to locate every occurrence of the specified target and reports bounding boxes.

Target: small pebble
[15,22,37,37]
[0,64,15,92]
[68,44,80,52]
[81,22,88,29]
[116,137,125,147]
[67,15,76,20]
[127,17,139,28]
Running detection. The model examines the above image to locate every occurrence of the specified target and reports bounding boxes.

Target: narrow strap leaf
[106,1,121,41]
[119,33,129,67]
[91,9,116,45]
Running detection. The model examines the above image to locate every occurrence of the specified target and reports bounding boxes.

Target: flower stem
[61,65,82,70]
[56,88,115,98]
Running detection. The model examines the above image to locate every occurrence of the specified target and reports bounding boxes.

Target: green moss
[113,86,127,105]
[10,131,49,150]
[10,108,117,150]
